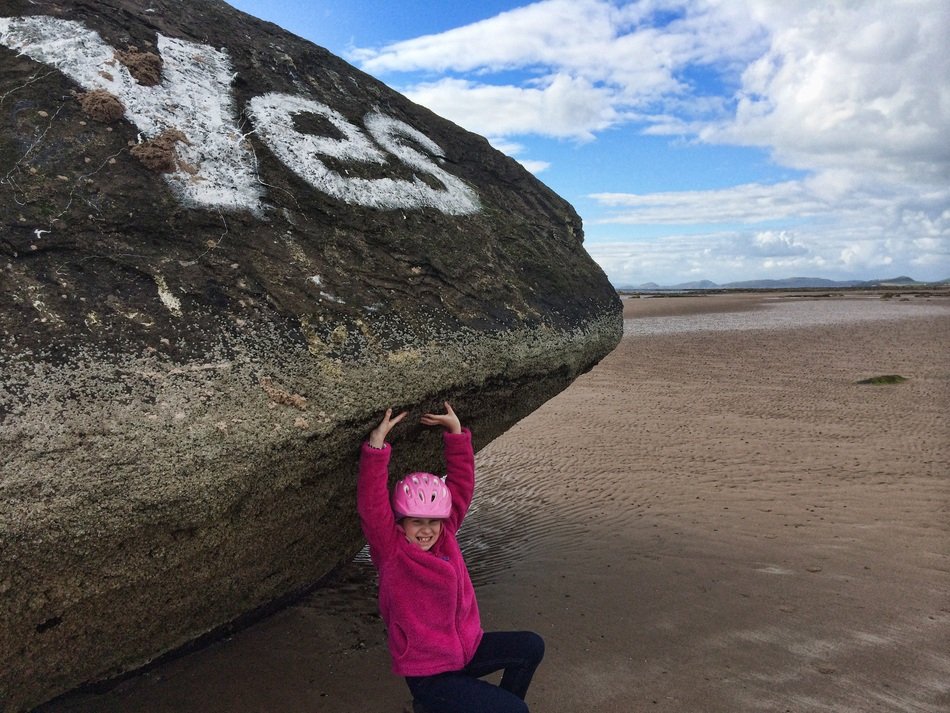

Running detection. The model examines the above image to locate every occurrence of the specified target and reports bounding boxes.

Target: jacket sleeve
[357,442,399,560]
[443,428,475,533]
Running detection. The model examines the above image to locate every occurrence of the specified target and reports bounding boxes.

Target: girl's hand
[369,408,407,448]
[421,401,462,434]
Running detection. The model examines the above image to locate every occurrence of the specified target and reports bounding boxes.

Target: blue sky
[227,0,950,286]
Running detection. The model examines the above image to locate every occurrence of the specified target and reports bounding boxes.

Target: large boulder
[0,1,621,708]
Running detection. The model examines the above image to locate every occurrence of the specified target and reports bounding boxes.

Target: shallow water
[624,297,950,336]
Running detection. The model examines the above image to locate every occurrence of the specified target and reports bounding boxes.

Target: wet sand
[41,292,950,713]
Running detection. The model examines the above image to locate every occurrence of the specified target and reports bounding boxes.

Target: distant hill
[670,279,719,289]
[619,275,944,290]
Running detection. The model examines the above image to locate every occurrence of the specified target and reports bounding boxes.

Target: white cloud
[485,138,550,174]
[588,225,946,287]
[486,138,524,155]
[589,174,950,283]
[700,0,950,184]
[356,0,949,173]
[516,159,551,174]
[351,0,950,282]
[590,180,831,224]
[746,231,808,258]
[354,0,689,85]
[353,0,767,137]
[404,74,619,140]
[588,232,758,285]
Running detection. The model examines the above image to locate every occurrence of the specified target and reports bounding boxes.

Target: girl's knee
[524,630,545,664]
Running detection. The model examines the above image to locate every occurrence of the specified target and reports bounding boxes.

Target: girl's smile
[402,518,443,551]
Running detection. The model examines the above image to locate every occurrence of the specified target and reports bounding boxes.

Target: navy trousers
[406,630,545,713]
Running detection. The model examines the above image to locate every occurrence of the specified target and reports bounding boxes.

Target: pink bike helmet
[391,472,452,519]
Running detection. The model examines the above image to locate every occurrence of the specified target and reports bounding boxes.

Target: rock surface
[0,1,621,709]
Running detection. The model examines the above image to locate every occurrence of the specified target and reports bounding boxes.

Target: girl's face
[401,518,443,551]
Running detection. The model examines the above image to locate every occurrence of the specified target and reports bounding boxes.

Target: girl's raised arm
[422,403,475,532]
[357,409,406,557]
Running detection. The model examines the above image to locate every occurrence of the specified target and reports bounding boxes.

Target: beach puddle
[624,297,950,336]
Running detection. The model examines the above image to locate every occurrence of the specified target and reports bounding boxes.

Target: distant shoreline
[618,284,950,298]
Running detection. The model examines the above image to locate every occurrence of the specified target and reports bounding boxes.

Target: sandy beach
[40,292,950,713]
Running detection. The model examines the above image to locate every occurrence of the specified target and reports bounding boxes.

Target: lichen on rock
[115,46,163,86]
[130,128,190,173]
[77,88,125,122]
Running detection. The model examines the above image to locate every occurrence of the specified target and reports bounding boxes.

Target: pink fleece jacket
[357,429,483,677]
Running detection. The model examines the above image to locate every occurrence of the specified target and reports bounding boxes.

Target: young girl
[358,403,544,713]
